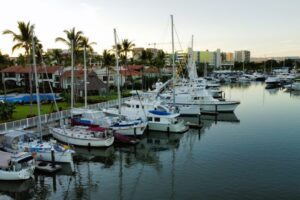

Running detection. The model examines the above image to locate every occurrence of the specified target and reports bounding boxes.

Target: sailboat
[50,40,115,147]
[2,33,74,173]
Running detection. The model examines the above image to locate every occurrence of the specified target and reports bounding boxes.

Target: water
[1,82,300,200]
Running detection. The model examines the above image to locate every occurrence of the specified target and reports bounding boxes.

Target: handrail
[0,96,132,132]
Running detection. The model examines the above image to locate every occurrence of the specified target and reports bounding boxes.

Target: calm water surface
[1,82,300,200]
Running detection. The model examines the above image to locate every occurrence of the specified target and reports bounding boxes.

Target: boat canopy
[148,110,171,116]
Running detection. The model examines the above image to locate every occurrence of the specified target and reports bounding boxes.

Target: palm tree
[79,36,97,53]
[121,39,135,61]
[102,50,114,93]
[3,21,35,114]
[55,27,84,62]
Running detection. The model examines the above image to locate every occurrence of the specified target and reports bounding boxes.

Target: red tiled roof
[123,65,144,71]
[61,70,84,78]
[144,67,159,73]
[1,65,62,74]
[120,70,141,76]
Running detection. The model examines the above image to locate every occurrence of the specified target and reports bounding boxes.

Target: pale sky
[0,0,300,57]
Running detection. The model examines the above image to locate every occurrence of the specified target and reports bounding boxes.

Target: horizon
[1,0,300,57]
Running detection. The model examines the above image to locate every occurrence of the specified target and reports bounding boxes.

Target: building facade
[234,50,251,63]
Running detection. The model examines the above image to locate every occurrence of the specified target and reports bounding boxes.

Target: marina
[1,1,300,199]
[0,82,300,199]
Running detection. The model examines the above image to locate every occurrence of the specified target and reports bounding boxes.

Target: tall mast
[32,32,42,141]
[114,28,121,115]
[171,15,175,106]
[71,40,74,110]
[84,45,87,108]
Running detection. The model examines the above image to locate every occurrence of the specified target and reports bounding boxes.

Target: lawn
[5,102,84,122]
[1,90,132,123]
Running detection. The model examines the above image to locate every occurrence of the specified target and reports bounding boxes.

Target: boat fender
[32,152,37,158]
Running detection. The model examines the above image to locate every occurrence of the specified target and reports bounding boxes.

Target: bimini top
[148,110,171,116]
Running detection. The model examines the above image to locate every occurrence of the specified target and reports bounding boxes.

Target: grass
[2,102,84,123]
[1,90,132,123]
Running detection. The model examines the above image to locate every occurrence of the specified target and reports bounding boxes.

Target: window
[136,105,139,108]
[147,117,152,121]
[154,117,160,122]
[103,76,108,81]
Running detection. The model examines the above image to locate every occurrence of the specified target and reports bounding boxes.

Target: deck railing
[0,97,131,133]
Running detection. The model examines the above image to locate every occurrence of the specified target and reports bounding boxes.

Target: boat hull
[147,120,188,133]
[111,122,147,136]
[0,166,34,181]
[35,151,73,164]
[50,128,114,147]
[200,102,240,113]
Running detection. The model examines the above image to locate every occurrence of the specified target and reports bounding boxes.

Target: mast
[84,45,87,108]
[171,15,175,106]
[32,32,42,141]
[114,29,121,115]
[71,40,74,110]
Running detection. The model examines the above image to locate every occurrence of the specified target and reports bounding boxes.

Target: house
[77,71,107,95]
[1,65,62,89]
[61,69,107,95]
[92,66,118,87]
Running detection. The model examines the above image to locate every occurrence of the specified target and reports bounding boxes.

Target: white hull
[174,102,239,113]
[0,166,34,181]
[50,128,114,147]
[111,122,147,136]
[177,104,201,116]
[147,120,188,133]
[35,151,73,163]
[200,102,239,112]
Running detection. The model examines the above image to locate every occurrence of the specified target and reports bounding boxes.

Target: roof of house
[1,66,62,74]
[144,67,160,73]
[61,70,84,78]
[77,71,106,91]
[120,70,141,76]
[123,65,144,71]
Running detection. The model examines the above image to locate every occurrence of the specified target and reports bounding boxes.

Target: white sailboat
[50,41,115,147]
[3,33,74,170]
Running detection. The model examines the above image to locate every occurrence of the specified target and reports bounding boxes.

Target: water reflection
[0,179,35,199]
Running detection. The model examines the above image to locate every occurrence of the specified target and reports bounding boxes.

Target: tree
[0,51,11,69]
[102,50,115,93]
[55,27,84,63]
[0,102,15,120]
[3,21,35,114]
[79,36,97,53]
[154,50,165,68]
[121,39,135,61]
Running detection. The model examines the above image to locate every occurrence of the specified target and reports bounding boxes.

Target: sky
[0,0,300,57]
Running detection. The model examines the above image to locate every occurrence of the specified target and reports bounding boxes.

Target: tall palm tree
[102,50,114,93]
[79,36,97,53]
[121,39,135,61]
[55,27,84,62]
[3,21,35,114]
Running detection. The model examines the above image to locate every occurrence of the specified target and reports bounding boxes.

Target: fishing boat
[265,76,281,88]
[103,98,188,133]
[0,151,35,180]
[161,90,240,113]
[50,126,114,147]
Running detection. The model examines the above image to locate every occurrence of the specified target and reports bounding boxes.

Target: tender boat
[0,151,35,181]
